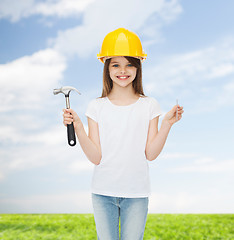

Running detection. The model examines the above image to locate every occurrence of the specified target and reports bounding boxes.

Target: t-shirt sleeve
[85,99,98,122]
[149,97,162,120]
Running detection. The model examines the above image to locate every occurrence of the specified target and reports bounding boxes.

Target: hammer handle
[67,122,76,146]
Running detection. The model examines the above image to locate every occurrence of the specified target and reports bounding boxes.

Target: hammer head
[53,86,81,96]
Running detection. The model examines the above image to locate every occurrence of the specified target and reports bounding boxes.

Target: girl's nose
[120,67,126,73]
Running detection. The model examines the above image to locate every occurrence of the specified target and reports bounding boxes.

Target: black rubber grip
[67,122,76,146]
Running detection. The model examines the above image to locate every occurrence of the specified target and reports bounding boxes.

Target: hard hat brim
[97,55,147,63]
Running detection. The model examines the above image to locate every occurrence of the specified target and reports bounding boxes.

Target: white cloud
[1,189,233,213]
[0,49,69,180]
[157,0,183,23]
[149,192,197,213]
[0,0,34,22]
[67,159,94,173]
[149,191,234,213]
[52,0,182,57]
[159,152,198,160]
[144,37,234,112]
[0,48,67,180]
[217,80,234,107]
[0,172,4,181]
[0,191,93,213]
[145,43,234,96]
[206,63,234,79]
[0,48,66,112]
[194,157,215,164]
[169,157,234,173]
[152,153,234,174]
[33,0,95,18]
[0,122,92,180]
[0,0,95,22]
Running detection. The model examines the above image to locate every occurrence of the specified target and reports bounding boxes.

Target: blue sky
[0,0,234,213]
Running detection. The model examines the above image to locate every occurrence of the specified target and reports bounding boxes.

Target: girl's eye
[111,63,133,67]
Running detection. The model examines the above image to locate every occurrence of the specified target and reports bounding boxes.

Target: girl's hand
[63,109,83,130]
[163,105,184,126]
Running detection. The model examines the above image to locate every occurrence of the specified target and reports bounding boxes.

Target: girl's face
[108,56,137,89]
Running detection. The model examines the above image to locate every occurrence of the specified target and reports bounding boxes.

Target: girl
[63,28,184,240]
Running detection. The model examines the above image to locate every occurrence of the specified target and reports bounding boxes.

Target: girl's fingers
[62,108,81,127]
[177,111,184,121]
[63,109,72,115]
[63,109,77,117]
[176,107,184,114]
[63,109,74,126]
[63,108,75,114]
[63,114,73,119]
[64,119,73,124]
[63,119,73,125]
[63,114,73,120]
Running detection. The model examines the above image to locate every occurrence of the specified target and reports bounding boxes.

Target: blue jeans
[92,193,148,240]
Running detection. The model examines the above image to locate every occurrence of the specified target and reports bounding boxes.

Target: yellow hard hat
[97,28,147,63]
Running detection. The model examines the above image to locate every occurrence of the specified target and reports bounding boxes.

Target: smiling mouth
[117,76,130,80]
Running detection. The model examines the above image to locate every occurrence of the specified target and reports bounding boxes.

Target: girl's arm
[63,109,102,165]
[145,105,184,161]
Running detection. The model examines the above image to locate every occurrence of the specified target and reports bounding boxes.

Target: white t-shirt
[85,95,162,198]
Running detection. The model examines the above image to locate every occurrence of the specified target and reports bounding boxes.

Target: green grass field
[0,214,233,239]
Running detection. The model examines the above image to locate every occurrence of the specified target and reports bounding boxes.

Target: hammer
[53,86,81,146]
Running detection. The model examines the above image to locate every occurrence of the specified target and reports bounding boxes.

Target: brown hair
[99,56,146,98]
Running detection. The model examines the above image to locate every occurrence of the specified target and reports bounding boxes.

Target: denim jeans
[92,193,148,240]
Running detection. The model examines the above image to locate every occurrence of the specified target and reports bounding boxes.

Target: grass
[0,214,233,239]
[145,214,234,240]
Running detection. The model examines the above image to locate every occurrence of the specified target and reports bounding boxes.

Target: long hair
[99,56,146,98]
